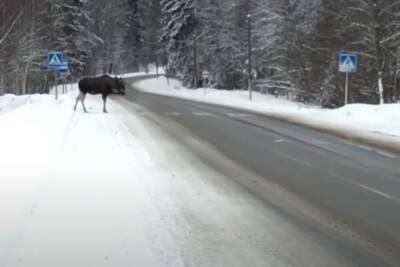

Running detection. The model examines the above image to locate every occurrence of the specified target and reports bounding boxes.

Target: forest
[1,0,400,107]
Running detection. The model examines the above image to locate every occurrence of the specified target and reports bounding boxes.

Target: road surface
[121,76,400,266]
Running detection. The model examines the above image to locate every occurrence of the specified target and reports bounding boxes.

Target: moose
[74,75,126,113]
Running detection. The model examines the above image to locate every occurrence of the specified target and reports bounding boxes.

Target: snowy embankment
[135,77,400,152]
[0,94,33,113]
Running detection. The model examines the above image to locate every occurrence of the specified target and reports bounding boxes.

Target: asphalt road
[122,77,400,266]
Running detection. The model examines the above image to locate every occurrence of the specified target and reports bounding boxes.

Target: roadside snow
[134,77,400,138]
[0,94,33,113]
[0,92,173,266]
[304,104,400,137]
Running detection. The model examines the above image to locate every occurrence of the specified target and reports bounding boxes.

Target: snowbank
[0,93,76,114]
[0,94,31,113]
[0,94,74,212]
[134,77,400,150]
[304,104,400,137]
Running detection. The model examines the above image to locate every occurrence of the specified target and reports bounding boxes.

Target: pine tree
[194,0,239,88]
[305,0,344,107]
[121,0,141,73]
[160,0,196,86]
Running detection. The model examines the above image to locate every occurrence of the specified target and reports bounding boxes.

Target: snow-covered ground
[0,93,170,266]
[0,94,32,113]
[0,85,360,266]
[135,77,400,139]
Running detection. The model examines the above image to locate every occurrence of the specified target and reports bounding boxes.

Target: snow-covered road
[0,92,374,266]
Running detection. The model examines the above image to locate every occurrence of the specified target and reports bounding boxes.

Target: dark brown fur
[74,75,125,113]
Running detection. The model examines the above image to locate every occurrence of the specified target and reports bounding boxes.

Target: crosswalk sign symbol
[339,53,357,73]
[49,54,62,65]
[48,52,65,69]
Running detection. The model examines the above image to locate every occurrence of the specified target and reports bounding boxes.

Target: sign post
[55,73,58,100]
[58,62,70,96]
[247,14,252,101]
[47,51,65,100]
[202,70,209,96]
[345,72,349,105]
[339,53,357,105]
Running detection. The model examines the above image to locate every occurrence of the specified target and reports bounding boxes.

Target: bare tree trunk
[44,70,49,94]
[22,60,31,95]
[0,63,4,95]
[22,0,36,95]
[378,71,384,104]
[396,51,400,101]
[15,67,19,94]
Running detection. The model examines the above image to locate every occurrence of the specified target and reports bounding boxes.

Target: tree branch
[0,10,24,47]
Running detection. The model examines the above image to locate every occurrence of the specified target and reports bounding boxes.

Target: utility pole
[194,32,198,88]
[345,72,349,105]
[193,0,199,89]
[247,14,253,101]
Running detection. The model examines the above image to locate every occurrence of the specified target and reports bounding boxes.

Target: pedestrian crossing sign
[339,53,357,73]
[48,52,65,69]
[58,62,70,76]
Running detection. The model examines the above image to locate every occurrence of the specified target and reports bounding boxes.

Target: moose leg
[81,93,88,113]
[102,94,108,113]
[74,93,82,111]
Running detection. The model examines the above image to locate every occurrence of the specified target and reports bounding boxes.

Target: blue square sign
[57,62,70,76]
[48,52,64,69]
[339,53,357,73]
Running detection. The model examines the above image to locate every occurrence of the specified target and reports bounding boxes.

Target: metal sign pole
[248,14,252,101]
[55,72,58,100]
[345,72,349,105]
[193,32,198,88]
[48,51,65,100]
[339,53,357,106]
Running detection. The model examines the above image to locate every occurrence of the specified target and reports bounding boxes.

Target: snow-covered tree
[2,0,400,107]
[160,0,196,86]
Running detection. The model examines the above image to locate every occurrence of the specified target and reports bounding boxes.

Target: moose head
[114,76,126,95]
